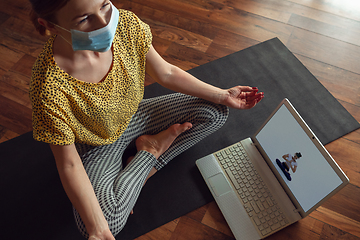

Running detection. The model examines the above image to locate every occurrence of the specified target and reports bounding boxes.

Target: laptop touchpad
[208,173,232,197]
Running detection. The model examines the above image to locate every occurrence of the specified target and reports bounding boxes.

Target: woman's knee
[191,99,229,127]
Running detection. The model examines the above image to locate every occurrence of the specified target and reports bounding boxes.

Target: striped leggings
[74,93,229,237]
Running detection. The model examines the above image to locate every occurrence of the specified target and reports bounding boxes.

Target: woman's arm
[290,163,297,173]
[145,45,264,109]
[50,144,114,240]
[282,154,290,161]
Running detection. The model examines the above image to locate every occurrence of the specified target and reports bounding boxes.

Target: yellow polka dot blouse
[30,10,152,146]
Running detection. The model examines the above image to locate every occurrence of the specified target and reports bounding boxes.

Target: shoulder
[30,36,63,97]
[31,36,57,89]
[32,35,56,72]
[30,48,68,110]
[116,9,151,35]
[118,9,142,24]
[114,9,152,53]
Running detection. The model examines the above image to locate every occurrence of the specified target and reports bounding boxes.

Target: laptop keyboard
[215,142,289,237]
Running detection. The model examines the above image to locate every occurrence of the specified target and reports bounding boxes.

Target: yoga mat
[0,38,358,240]
[117,37,360,239]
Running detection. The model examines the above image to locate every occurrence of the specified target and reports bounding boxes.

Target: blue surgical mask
[55,3,119,52]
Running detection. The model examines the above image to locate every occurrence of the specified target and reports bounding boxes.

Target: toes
[170,122,193,136]
[180,122,193,132]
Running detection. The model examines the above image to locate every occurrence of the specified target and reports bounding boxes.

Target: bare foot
[135,122,192,159]
[135,122,192,184]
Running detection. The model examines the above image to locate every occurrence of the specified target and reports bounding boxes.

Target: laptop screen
[255,102,344,213]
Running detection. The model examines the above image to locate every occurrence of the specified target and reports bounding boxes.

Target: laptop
[196,98,349,240]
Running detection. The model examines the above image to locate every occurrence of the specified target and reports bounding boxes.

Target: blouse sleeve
[30,69,75,146]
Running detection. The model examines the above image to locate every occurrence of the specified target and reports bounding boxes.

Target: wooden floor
[1,0,359,239]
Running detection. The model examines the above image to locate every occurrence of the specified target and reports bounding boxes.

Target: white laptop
[196,98,349,240]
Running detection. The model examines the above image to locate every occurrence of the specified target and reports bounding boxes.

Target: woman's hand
[221,86,264,109]
[88,228,115,240]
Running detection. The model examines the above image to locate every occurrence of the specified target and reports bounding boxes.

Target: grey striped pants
[74,93,229,237]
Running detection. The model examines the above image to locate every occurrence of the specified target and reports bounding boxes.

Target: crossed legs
[74,93,228,237]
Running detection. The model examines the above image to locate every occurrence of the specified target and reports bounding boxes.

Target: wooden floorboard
[0,0,359,239]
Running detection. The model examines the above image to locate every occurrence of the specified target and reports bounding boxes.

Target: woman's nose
[95,8,111,29]
[97,14,108,28]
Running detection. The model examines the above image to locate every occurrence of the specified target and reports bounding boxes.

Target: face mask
[55,2,119,52]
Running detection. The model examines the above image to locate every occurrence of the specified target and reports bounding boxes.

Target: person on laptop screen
[276,152,302,181]
[282,152,302,173]
[28,0,264,239]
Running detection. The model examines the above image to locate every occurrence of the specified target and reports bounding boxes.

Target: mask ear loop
[58,34,73,47]
[50,22,73,47]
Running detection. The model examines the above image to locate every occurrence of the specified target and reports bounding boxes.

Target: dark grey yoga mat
[0,38,358,240]
[118,37,360,239]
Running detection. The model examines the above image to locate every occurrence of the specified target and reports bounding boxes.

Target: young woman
[29,0,264,239]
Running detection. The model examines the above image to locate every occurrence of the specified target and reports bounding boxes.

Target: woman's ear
[38,18,59,35]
